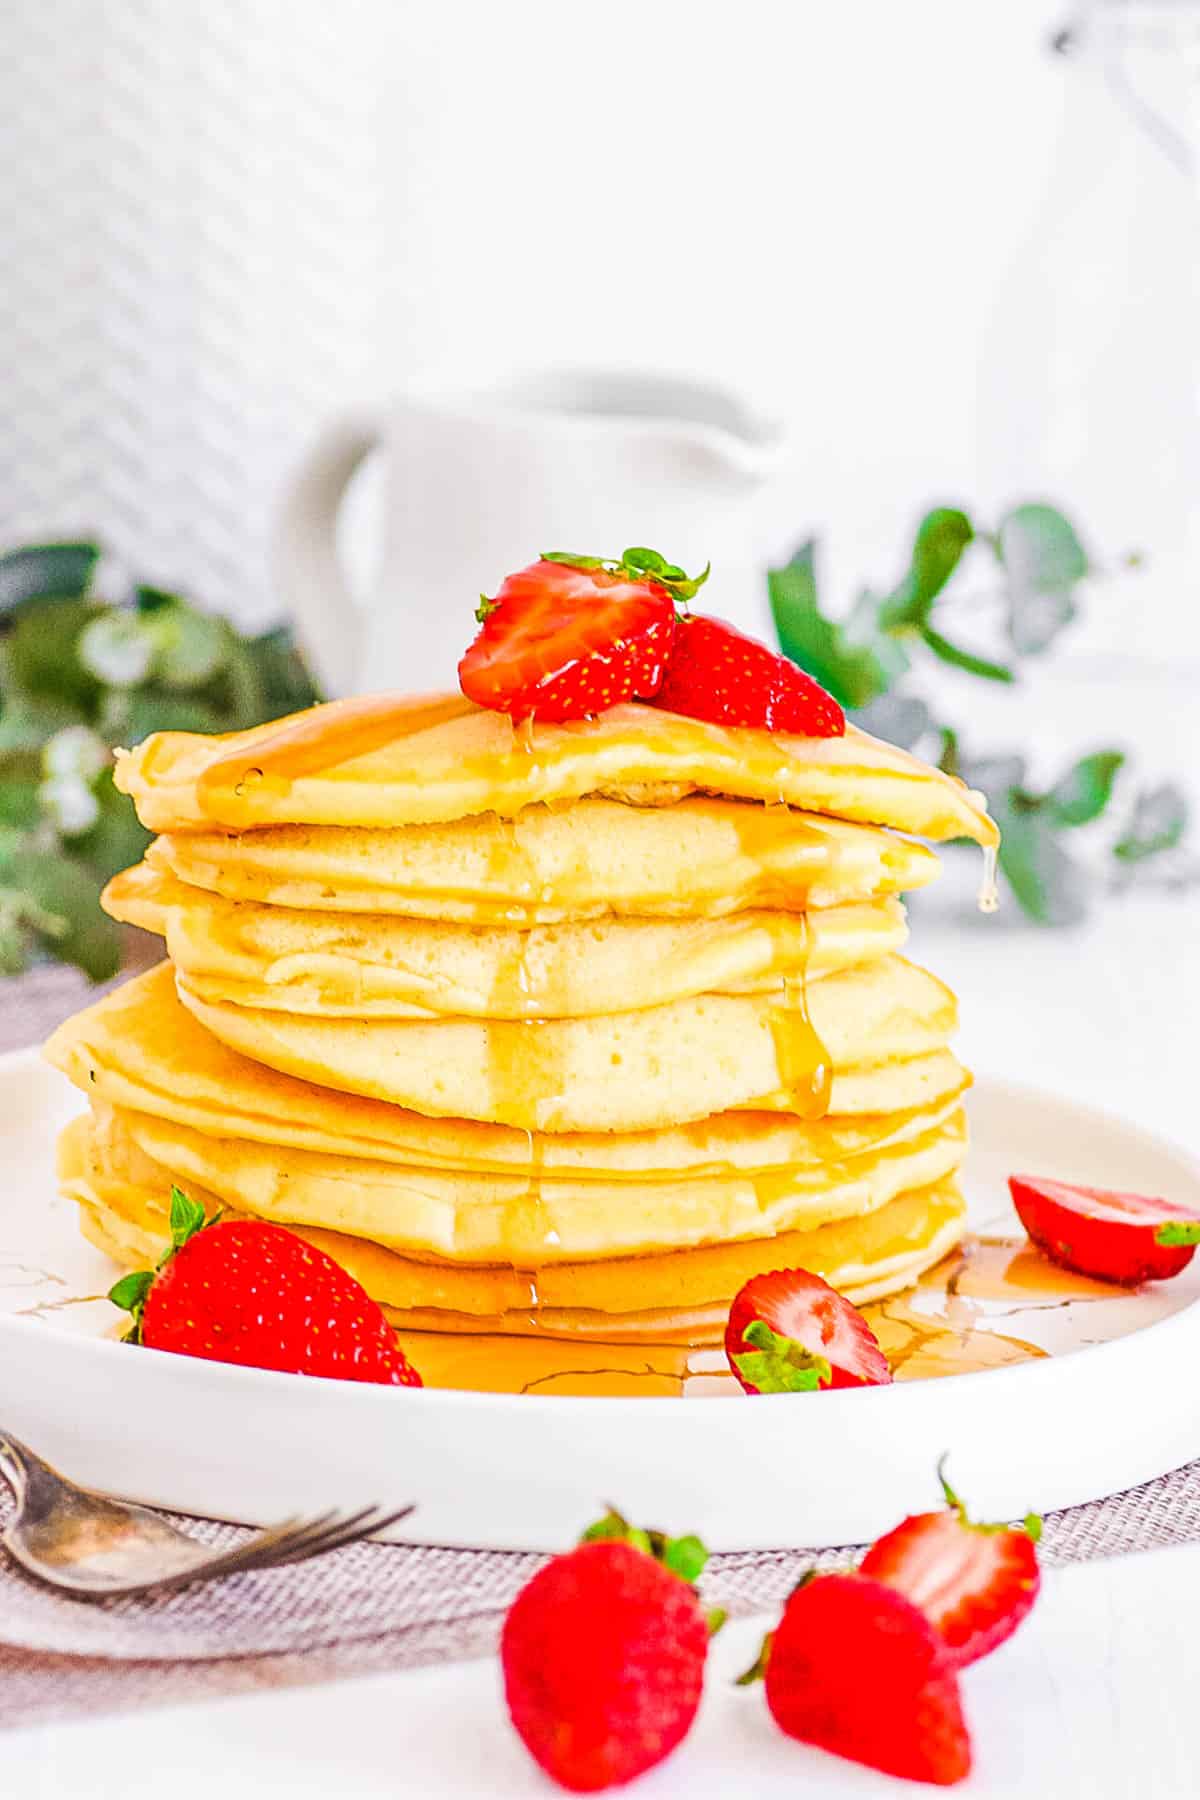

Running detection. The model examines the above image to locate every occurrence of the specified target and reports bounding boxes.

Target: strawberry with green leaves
[458,547,845,735]
[458,548,701,722]
[1009,1173,1200,1285]
[501,1506,719,1793]
[860,1460,1042,1668]
[110,1187,422,1386]
[725,1267,891,1393]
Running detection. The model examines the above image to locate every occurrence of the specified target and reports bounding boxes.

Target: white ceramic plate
[3,1050,1199,1551]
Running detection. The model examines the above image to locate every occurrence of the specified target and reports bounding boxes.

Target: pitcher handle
[273,414,381,696]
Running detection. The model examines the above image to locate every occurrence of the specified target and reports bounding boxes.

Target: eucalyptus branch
[768,501,1191,925]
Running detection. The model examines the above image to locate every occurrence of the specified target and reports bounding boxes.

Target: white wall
[2,0,1196,655]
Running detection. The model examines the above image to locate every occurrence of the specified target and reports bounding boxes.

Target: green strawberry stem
[107,1185,215,1345]
[936,1454,1042,1541]
[735,1629,773,1687]
[540,547,711,605]
[1155,1221,1200,1246]
[579,1506,711,1586]
[732,1318,833,1394]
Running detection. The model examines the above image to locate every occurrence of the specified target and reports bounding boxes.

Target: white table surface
[10,862,1200,1795]
[10,1542,1200,1799]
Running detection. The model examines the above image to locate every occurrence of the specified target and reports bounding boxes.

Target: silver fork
[0,1433,413,1599]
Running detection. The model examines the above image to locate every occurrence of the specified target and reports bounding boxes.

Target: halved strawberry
[458,548,706,722]
[860,1462,1041,1668]
[1009,1173,1200,1286]
[652,614,845,736]
[724,1267,891,1394]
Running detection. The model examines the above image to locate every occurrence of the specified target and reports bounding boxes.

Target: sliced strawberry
[724,1267,891,1394]
[652,613,845,736]
[1009,1173,1200,1286]
[860,1463,1041,1668]
[458,549,704,722]
[761,1573,971,1786]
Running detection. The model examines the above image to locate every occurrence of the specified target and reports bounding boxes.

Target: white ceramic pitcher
[274,369,787,695]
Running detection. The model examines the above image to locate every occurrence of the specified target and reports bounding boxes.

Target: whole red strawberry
[725,1267,891,1393]
[757,1573,971,1786]
[860,1461,1041,1667]
[653,613,845,736]
[1009,1172,1200,1285]
[501,1509,714,1792]
[459,548,707,722]
[109,1187,422,1386]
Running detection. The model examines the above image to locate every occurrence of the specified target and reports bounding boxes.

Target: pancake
[107,861,908,1020]
[45,963,971,1176]
[115,694,997,843]
[85,1098,968,1260]
[61,1113,967,1337]
[144,796,939,925]
[176,953,958,1131]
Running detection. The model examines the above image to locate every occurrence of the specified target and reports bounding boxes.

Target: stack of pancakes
[45,694,997,1393]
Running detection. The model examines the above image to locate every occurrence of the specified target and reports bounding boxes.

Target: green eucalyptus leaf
[1007,589,1077,657]
[70,769,152,883]
[852,692,936,752]
[1113,783,1189,863]
[877,507,974,630]
[999,503,1089,592]
[244,627,321,714]
[957,752,1029,800]
[3,847,121,979]
[0,913,32,976]
[123,692,226,743]
[918,624,1015,683]
[999,504,1088,656]
[0,751,43,829]
[1044,751,1125,828]
[39,774,101,837]
[8,598,106,711]
[0,543,100,614]
[42,724,110,785]
[133,584,177,614]
[78,611,156,688]
[148,603,229,689]
[768,545,898,709]
[991,791,1091,926]
[0,697,86,753]
[842,587,911,684]
[216,635,269,730]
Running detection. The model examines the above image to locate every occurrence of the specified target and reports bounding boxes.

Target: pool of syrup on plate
[393,1236,1128,1398]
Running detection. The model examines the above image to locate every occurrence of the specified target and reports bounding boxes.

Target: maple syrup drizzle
[196,693,474,824]
[389,1234,1112,1396]
[767,918,834,1120]
[977,843,1000,915]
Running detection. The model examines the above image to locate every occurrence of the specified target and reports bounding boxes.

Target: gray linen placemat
[0,1461,1199,1729]
[2,964,1198,1728]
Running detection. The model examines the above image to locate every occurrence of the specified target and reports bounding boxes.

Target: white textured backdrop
[2,0,1197,644]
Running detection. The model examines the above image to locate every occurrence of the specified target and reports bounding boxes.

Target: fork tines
[168,1504,415,1589]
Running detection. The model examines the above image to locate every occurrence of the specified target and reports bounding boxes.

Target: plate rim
[9,1044,1200,1417]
